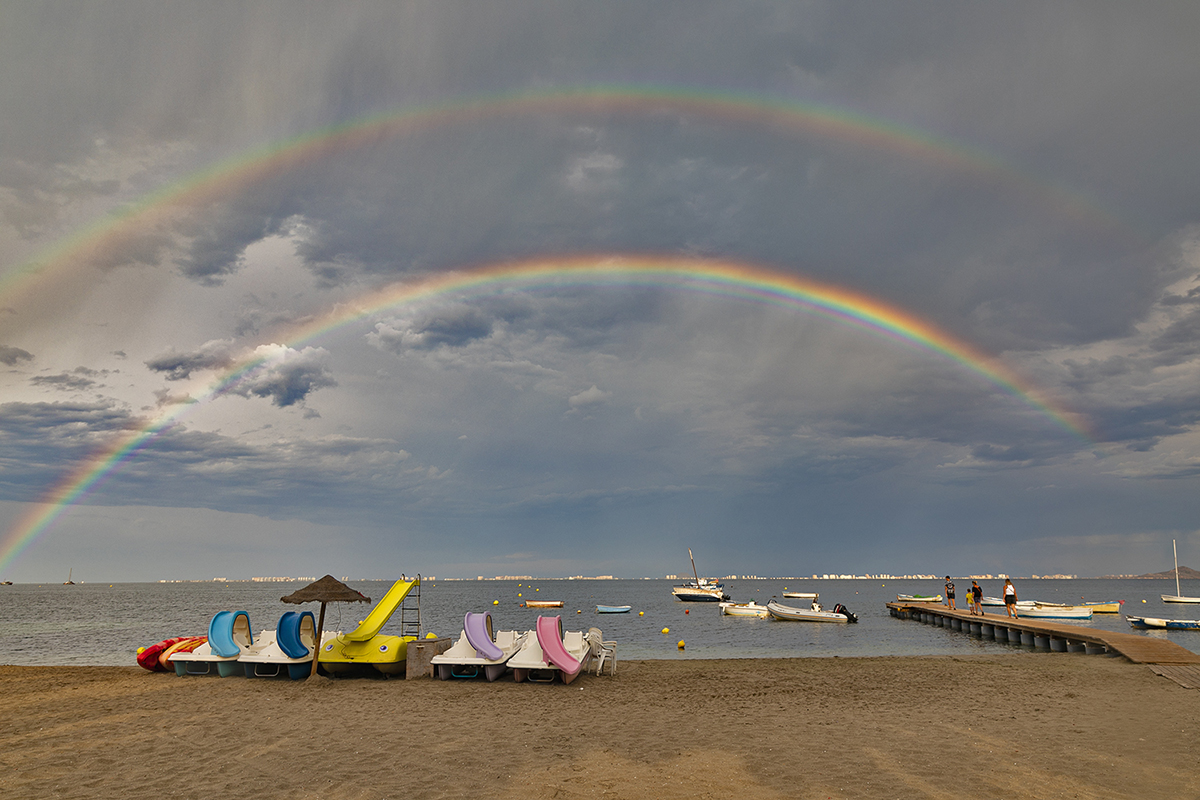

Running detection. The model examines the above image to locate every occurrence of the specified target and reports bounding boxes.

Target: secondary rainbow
[0,254,1094,574]
[0,84,1127,325]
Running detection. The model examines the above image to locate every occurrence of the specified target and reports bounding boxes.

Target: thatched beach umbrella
[281,575,371,678]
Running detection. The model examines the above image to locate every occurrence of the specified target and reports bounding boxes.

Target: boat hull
[766,600,855,623]
[1127,615,1200,630]
[719,602,769,617]
[896,594,942,603]
[1162,595,1200,604]
[1014,602,1093,620]
[596,605,631,613]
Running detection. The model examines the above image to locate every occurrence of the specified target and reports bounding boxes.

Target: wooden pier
[886,601,1200,666]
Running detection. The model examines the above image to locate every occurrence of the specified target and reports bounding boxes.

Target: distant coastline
[1100,566,1200,580]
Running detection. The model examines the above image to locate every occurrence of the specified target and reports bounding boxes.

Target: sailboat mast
[689,548,701,586]
[1175,539,1181,598]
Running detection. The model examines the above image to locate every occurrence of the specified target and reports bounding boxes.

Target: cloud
[0,345,33,366]
[145,339,237,380]
[568,385,611,411]
[367,306,494,353]
[227,344,336,407]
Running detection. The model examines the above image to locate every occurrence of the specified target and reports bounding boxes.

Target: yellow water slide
[319,577,419,675]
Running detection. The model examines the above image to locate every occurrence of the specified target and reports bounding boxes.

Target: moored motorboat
[896,594,942,603]
[782,591,818,599]
[766,598,857,623]
[523,599,565,608]
[596,604,631,613]
[981,596,1005,607]
[1126,615,1200,630]
[430,612,528,681]
[719,601,769,617]
[1014,601,1093,620]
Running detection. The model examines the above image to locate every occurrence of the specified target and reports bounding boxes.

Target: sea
[2,577,1198,667]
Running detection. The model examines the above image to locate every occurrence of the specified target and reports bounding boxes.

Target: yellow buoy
[661,627,669,634]
[638,611,644,616]
[518,593,522,597]
[677,640,685,649]
[425,632,438,639]
[576,610,582,614]
[493,600,499,605]
[137,647,146,654]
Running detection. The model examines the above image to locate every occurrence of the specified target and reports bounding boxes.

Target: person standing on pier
[945,576,956,610]
[970,581,983,615]
[1003,578,1018,618]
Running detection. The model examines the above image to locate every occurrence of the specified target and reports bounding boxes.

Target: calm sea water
[2,577,1197,666]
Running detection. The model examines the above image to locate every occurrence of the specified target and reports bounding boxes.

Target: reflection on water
[1,578,1196,666]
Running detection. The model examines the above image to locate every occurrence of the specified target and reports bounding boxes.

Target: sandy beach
[2,655,1198,799]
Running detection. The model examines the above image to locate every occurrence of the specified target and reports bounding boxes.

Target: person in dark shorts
[1003,578,1018,617]
[945,576,956,610]
[970,581,983,615]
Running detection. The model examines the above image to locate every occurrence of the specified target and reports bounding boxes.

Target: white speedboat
[719,601,769,617]
[766,599,857,623]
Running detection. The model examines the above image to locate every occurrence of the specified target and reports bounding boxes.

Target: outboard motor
[834,603,858,623]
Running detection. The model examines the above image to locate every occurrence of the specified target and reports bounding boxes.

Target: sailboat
[63,568,75,585]
[1161,539,1200,603]
[670,548,729,602]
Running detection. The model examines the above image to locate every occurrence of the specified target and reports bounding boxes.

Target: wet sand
[2,655,1198,799]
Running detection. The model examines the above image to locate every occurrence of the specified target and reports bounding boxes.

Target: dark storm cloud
[145,339,236,380]
[0,345,34,366]
[369,306,493,352]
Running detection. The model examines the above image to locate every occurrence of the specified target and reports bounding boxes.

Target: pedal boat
[430,611,527,681]
[318,577,419,676]
[507,616,594,684]
[239,611,331,680]
[169,610,251,677]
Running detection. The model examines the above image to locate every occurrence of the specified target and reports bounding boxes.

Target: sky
[2,1,1200,582]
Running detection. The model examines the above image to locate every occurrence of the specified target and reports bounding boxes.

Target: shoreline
[3,655,1198,798]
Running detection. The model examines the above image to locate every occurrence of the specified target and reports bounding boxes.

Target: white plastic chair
[587,627,617,676]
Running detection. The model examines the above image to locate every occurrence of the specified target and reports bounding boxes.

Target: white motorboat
[719,601,770,617]
[766,598,857,623]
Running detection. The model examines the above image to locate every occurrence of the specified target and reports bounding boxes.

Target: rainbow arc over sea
[0,85,1128,315]
[0,254,1094,574]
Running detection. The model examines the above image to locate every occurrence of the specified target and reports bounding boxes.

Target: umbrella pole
[309,601,327,679]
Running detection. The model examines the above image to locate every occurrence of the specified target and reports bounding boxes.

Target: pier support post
[1084,643,1107,655]
[1007,628,1022,644]
[1021,632,1035,646]
[1034,635,1050,649]
[1049,638,1067,652]
[969,622,981,636]
[980,624,994,640]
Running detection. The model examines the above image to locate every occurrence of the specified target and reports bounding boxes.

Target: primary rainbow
[0,254,1094,574]
[0,84,1125,321]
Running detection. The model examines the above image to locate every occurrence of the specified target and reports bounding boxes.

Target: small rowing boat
[1082,601,1121,613]
[524,600,564,608]
[596,604,631,614]
[1126,615,1200,630]
[1014,601,1093,620]
[782,591,818,599]
[902,592,945,604]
